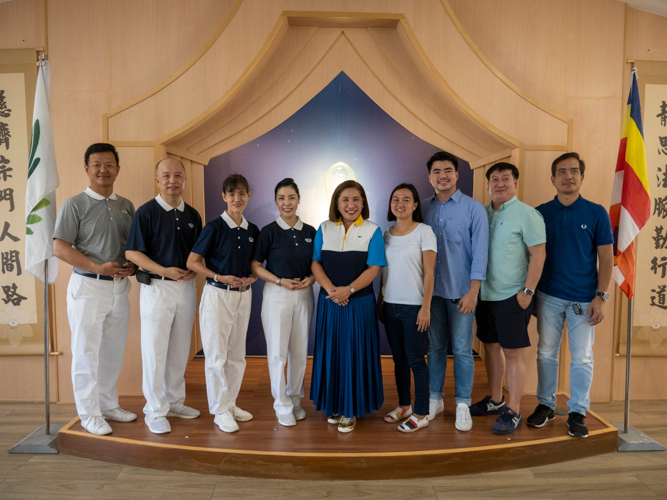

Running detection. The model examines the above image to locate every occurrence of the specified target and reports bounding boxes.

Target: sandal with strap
[384,406,413,423]
[398,415,429,433]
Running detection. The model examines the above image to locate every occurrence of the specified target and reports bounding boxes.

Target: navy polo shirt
[252,217,316,279]
[126,195,202,270]
[191,211,259,283]
[536,195,613,302]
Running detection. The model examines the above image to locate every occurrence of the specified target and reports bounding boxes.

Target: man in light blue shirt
[422,151,488,432]
[471,162,546,436]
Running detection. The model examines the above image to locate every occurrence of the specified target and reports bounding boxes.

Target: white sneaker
[215,411,239,433]
[293,406,307,421]
[146,417,171,434]
[229,404,253,422]
[81,416,112,436]
[455,402,473,432]
[101,407,137,422]
[428,398,444,420]
[167,406,200,419]
[276,412,296,427]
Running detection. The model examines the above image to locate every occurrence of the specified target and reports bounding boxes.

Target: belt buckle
[239,285,249,292]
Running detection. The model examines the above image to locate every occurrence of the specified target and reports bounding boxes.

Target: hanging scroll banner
[628,83,667,356]
[0,66,40,355]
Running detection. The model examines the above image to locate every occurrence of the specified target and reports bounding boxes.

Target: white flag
[25,60,59,283]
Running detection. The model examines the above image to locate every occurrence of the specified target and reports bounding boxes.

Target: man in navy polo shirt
[126,158,203,434]
[527,152,613,438]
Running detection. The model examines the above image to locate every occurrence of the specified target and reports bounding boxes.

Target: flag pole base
[613,423,666,452]
[8,424,63,454]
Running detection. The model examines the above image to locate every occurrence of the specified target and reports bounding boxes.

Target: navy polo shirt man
[126,158,203,434]
[187,174,259,433]
[527,152,613,439]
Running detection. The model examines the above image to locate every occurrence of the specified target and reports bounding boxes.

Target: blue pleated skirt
[310,293,384,418]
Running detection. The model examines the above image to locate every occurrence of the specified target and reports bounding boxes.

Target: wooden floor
[56,358,617,480]
[1,366,666,498]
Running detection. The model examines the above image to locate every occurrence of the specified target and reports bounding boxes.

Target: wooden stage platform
[58,358,617,480]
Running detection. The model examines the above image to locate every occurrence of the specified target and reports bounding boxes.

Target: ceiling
[623,0,667,17]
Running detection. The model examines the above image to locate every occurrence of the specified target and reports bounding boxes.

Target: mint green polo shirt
[480,196,546,301]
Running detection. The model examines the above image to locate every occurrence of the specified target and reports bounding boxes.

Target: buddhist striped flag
[610,68,651,299]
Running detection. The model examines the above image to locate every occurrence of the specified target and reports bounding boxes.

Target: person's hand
[182,270,197,281]
[587,296,605,325]
[163,267,194,281]
[239,275,257,287]
[517,291,532,310]
[113,261,136,277]
[292,277,315,290]
[416,306,430,332]
[327,286,351,306]
[279,278,301,291]
[96,261,122,276]
[219,275,245,287]
[458,290,478,315]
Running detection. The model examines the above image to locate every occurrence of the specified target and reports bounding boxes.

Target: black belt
[148,273,176,282]
[207,281,250,292]
[74,270,123,281]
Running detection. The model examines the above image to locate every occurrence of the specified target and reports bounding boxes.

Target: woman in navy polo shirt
[187,174,259,434]
[310,180,387,433]
[251,178,317,428]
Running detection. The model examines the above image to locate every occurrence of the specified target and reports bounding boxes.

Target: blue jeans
[427,296,475,405]
[382,302,429,416]
[536,291,595,416]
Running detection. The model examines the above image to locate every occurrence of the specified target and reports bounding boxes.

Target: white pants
[67,273,132,419]
[140,279,197,421]
[261,282,314,414]
[199,284,251,415]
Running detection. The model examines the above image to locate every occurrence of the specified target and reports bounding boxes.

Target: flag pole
[43,258,50,435]
[9,56,62,453]
[611,64,664,450]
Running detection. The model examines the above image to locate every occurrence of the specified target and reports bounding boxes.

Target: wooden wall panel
[0,0,45,51]
[625,6,667,63]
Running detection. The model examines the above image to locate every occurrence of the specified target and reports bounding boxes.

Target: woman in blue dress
[310,180,386,433]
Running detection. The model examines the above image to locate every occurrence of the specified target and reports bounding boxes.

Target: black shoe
[527,404,555,428]
[469,395,506,416]
[492,407,522,435]
[567,412,588,438]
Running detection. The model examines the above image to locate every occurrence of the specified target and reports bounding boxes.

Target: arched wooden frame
[102,1,573,356]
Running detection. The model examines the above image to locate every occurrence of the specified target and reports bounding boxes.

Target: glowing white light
[325,162,356,200]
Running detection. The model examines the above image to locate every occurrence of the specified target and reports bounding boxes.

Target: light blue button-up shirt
[422,190,489,300]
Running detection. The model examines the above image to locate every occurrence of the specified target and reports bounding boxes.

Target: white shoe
[229,404,253,422]
[167,406,200,419]
[293,406,307,421]
[428,398,444,420]
[276,412,296,427]
[146,417,171,434]
[81,416,112,436]
[215,412,239,433]
[455,402,473,432]
[398,415,429,433]
[101,407,137,422]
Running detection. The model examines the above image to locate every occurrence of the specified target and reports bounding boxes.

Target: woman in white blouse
[378,183,437,433]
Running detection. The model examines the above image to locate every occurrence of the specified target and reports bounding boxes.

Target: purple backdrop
[204,72,473,355]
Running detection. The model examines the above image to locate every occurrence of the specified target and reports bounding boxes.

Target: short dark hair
[274,178,300,199]
[328,180,370,222]
[85,143,119,165]
[551,152,585,176]
[387,183,423,222]
[486,161,519,181]
[222,174,250,194]
[155,157,185,173]
[427,151,458,173]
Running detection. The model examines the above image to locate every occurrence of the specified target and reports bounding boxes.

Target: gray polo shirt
[54,187,135,274]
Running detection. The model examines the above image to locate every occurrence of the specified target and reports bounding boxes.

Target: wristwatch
[522,287,535,296]
[596,291,610,302]
[213,274,219,282]
[349,285,356,294]
[276,278,281,287]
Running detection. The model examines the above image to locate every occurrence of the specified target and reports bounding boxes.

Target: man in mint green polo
[470,162,546,435]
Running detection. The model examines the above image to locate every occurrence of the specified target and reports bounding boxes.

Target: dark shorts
[475,294,533,349]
